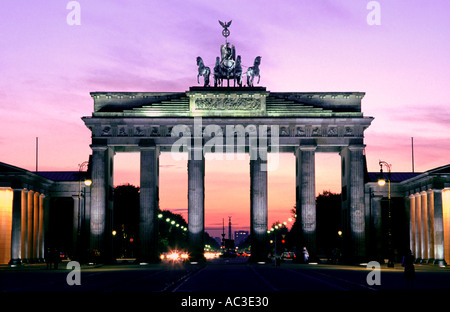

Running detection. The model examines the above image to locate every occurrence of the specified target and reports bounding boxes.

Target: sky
[1,0,449,238]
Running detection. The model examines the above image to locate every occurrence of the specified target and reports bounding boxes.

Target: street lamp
[378,160,394,268]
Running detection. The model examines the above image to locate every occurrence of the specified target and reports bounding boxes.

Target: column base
[434,259,446,266]
[9,259,22,266]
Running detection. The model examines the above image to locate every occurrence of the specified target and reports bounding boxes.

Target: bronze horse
[246,56,261,87]
[196,56,210,87]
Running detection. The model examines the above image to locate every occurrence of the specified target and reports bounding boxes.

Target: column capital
[298,145,317,152]
[90,144,108,151]
[347,144,366,151]
[139,145,160,154]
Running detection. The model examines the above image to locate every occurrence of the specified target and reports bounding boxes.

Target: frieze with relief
[195,97,261,110]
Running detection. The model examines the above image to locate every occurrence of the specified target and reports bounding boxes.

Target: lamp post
[378,160,394,267]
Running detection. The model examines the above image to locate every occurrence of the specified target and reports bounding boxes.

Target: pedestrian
[303,247,309,264]
[402,250,415,289]
[45,248,52,269]
[52,248,60,269]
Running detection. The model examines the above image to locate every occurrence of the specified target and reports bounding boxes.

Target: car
[160,251,189,263]
[281,251,296,261]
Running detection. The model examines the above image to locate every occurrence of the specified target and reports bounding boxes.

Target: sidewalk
[0,260,104,271]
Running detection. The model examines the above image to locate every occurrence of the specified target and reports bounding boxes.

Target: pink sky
[1,1,449,237]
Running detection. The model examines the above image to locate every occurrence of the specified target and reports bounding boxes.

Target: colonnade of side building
[0,187,47,265]
[407,189,450,265]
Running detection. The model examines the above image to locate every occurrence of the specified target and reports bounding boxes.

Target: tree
[288,191,341,259]
[316,190,342,258]
[113,184,140,258]
[157,210,189,252]
[113,184,192,257]
[268,221,289,255]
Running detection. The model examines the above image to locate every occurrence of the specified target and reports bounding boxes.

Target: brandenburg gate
[82,22,373,263]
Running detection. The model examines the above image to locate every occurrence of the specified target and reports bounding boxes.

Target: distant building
[213,237,222,246]
[234,231,249,247]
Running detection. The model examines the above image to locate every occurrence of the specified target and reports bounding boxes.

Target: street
[2,259,450,309]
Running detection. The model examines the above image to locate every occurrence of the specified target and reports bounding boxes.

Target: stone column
[420,191,428,261]
[38,194,45,261]
[26,190,34,262]
[295,145,316,259]
[32,192,40,261]
[188,146,205,261]
[408,194,415,256]
[139,145,160,263]
[414,193,422,260]
[341,145,366,261]
[431,189,445,265]
[10,189,23,265]
[20,189,28,263]
[427,190,435,263]
[89,145,114,261]
[250,147,268,263]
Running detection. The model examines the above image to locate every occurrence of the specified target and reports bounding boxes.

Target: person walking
[402,250,415,289]
[45,248,53,269]
[303,247,309,264]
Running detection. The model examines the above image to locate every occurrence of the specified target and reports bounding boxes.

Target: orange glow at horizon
[113,152,341,238]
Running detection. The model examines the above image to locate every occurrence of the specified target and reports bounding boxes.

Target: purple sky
[1,1,449,236]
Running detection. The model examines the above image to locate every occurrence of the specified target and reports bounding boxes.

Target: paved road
[2,260,450,309]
